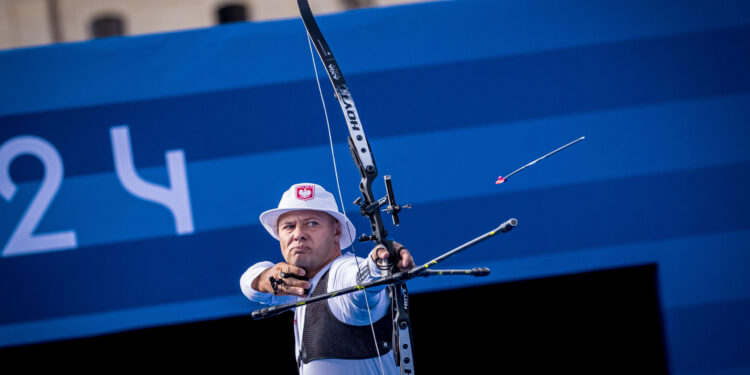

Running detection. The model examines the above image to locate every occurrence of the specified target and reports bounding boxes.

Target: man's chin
[289,257,311,272]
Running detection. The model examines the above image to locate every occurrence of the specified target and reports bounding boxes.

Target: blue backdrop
[1,0,749,373]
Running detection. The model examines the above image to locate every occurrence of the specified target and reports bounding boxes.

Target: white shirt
[240,252,400,375]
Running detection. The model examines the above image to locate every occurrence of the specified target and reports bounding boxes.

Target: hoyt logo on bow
[296,185,315,200]
[328,63,341,80]
[338,86,361,131]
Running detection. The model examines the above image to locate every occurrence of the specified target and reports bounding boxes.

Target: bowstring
[306,33,387,375]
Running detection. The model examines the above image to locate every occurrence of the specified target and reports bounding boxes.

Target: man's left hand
[370,241,415,272]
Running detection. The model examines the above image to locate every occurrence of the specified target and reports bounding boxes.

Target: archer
[240,183,415,374]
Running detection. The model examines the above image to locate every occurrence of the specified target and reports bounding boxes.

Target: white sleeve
[327,255,390,325]
[239,261,297,305]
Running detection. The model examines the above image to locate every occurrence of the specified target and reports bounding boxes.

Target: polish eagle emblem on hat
[295,184,315,200]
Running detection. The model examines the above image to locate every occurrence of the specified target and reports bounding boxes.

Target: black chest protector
[300,269,392,364]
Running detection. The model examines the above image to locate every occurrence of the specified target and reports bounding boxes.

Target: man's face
[277,210,342,276]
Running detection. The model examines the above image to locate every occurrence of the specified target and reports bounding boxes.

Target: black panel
[1,265,667,373]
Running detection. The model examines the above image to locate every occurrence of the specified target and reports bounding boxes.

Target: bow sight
[354,176,411,242]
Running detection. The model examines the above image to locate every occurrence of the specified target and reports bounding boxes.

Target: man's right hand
[252,262,311,297]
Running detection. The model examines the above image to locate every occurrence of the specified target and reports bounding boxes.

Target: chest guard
[300,269,392,364]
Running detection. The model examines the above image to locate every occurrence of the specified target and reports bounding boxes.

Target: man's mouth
[290,246,310,255]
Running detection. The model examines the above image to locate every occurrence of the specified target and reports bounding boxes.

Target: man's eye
[282,224,295,230]
[306,221,318,227]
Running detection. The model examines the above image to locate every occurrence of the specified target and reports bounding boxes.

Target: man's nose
[292,225,307,241]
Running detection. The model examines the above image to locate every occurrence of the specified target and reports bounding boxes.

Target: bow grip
[374,239,399,272]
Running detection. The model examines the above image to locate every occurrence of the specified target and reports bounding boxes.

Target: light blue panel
[4,94,747,251]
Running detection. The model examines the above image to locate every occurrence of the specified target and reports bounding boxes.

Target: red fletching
[495,176,506,184]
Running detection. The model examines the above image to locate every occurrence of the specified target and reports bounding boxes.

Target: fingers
[265,263,310,297]
[277,281,309,297]
[375,245,390,261]
[281,263,306,278]
[389,241,414,271]
[371,242,415,272]
[398,247,415,271]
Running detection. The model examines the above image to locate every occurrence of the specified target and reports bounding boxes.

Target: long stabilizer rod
[252,218,517,320]
[409,218,517,277]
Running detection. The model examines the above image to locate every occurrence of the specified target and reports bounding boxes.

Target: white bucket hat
[259,183,356,249]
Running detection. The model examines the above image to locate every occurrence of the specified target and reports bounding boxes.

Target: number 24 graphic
[0,125,193,258]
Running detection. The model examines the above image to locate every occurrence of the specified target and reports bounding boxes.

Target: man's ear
[332,218,342,241]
